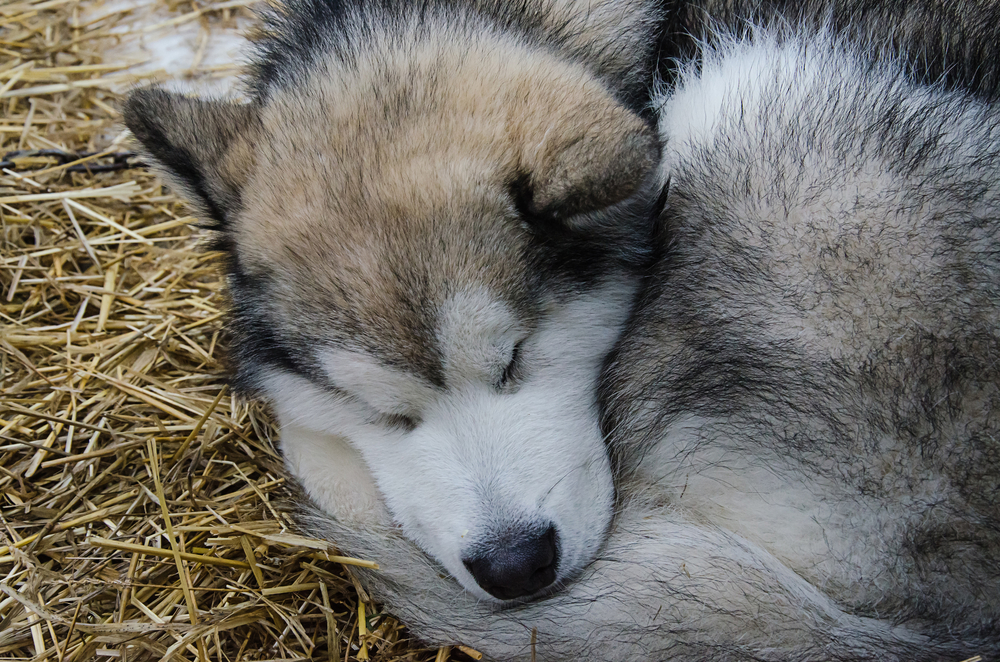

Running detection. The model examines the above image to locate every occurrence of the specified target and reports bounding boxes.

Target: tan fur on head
[126,27,657,229]
[513,87,657,220]
[473,0,666,96]
[125,29,659,377]
[257,30,658,223]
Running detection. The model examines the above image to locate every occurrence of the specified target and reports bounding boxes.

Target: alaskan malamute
[306,25,1000,662]
[123,0,667,602]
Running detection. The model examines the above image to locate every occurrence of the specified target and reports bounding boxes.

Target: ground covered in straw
[0,2,476,661]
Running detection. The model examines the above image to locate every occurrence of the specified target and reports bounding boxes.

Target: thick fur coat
[660,0,1000,97]
[124,0,667,605]
[124,0,1000,658]
[309,27,1000,661]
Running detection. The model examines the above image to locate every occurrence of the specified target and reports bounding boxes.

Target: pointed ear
[123,88,259,227]
[511,84,660,227]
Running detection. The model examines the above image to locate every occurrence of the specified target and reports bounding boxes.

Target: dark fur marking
[122,90,232,226]
[510,168,659,288]
[221,253,325,394]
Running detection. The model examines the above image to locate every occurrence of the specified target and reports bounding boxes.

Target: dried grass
[0,1,472,660]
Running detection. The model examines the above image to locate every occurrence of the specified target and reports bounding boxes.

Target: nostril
[463,525,559,600]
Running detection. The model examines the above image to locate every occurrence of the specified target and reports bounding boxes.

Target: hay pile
[0,1,474,660]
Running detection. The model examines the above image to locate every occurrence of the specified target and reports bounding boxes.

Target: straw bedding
[0,1,478,660]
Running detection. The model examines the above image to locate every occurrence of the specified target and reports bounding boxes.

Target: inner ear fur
[511,79,660,225]
[123,88,259,227]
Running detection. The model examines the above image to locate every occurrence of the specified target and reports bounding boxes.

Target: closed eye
[331,390,419,432]
[497,339,525,390]
[377,412,420,432]
[321,386,420,432]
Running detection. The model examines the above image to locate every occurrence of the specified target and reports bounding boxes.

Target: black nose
[463,526,558,600]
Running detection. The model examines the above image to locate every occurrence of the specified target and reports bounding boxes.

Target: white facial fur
[264,280,634,601]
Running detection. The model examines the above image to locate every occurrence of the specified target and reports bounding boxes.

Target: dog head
[124,30,657,602]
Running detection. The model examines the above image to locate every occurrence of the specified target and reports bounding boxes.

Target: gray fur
[123,0,1000,655]
[604,27,1000,650]
[305,28,1000,660]
[661,0,1000,97]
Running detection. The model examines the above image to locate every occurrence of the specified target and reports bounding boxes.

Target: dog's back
[603,27,1000,656]
[661,0,1000,97]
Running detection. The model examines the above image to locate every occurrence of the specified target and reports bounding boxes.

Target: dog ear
[123,88,259,227]
[510,83,660,228]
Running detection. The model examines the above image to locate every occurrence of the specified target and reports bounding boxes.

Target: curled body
[124,0,666,603]
[305,28,1000,661]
